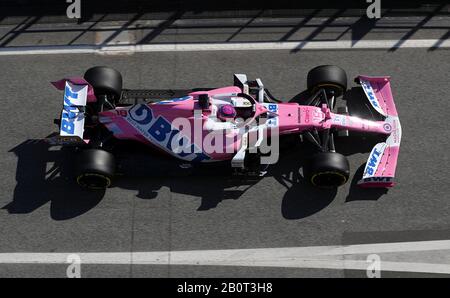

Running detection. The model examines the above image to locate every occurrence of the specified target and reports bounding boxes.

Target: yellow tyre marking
[310,171,347,187]
[76,173,111,190]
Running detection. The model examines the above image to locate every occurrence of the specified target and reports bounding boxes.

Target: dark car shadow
[2,138,104,220]
[345,163,388,202]
[4,135,341,220]
[274,153,337,220]
[268,136,338,219]
[113,174,257,211]
[113,135,339,217]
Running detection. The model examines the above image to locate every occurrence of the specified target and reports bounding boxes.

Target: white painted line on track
[0,39,448,56]
[1,240,450,274]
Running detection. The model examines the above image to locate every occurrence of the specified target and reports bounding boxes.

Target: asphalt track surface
[0,43,449,276]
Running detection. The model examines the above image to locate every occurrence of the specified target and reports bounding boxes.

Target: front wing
[357,76,402,188]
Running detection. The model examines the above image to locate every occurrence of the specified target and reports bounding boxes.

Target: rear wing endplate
[46,79,91,145]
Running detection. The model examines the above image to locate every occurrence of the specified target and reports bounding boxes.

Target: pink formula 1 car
[47,65,401,190]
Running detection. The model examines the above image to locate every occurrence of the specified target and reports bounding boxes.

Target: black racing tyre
[304,152,350,188]
[307,65,347,97]
[76,149,115,190]
[84,66,123,100]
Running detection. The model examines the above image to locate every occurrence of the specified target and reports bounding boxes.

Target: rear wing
[46,78,94,146]
[356,76,402,188]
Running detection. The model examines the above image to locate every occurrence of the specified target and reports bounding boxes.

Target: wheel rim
[311,171,347,188]
[77,173,111,190]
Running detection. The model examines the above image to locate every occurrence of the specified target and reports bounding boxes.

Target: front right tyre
[304,152,350,188]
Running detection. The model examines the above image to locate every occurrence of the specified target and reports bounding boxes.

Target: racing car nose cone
[218,104,237,120]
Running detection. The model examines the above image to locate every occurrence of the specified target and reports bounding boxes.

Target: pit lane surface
[0,47,449,277]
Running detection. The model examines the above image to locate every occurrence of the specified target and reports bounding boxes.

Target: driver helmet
[217,104,237,121]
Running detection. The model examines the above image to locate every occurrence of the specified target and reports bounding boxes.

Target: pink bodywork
[52,78,97,102]
[356,76,401,187]
[101,89,391,152]
[52,76,401,187]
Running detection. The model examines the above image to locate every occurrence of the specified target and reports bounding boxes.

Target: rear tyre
[76,149,115,190]
[84,66,123,101]
[307,65,347,97]
[304,152,350,188]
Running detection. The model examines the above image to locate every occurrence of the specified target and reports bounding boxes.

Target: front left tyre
[84,66,123,101]
[307,65,347,97]
[76,149,115,190]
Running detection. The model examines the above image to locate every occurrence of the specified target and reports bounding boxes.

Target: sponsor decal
[386,117,401,145]
[304,109,310,123]
[263,103,279,127]
[333,114,346,126]
[360,80,379,108]
[360,79,388,117]
[313,110,323,121]
[365,146,384,176]
[60,82,87,137]
[363,177,393,183]
[61,86,79,134]
[127,104,210,162]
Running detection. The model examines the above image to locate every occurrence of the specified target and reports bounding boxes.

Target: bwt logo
[361,81,379,108]
[264,104,279,127]
[61,85,79,134]
[128,104,210,162]
[366,148,382,176]
[364,177,392,183]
